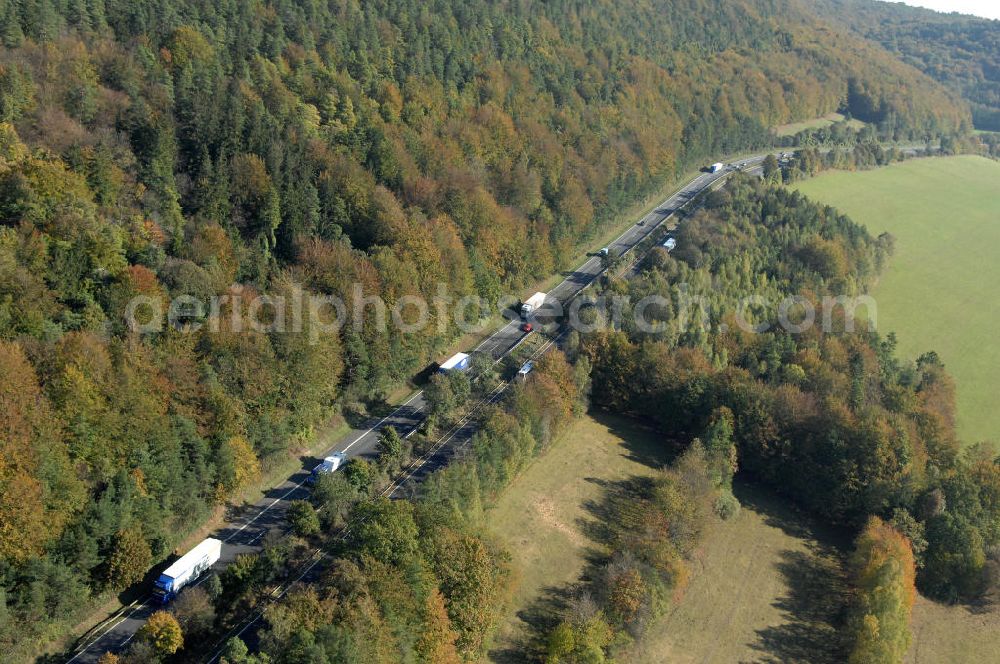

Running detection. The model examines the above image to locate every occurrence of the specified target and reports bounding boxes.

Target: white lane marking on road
[223,481,308,543]
[225,390,425,543]
[198,162,744,664]
[505,331,532,356]
[204,161,785,660]
[475,319,518,352]
[486,211,646,356]
[66,600,148,663]
[69,393,431,660]
[341,390,423,453]
[384,318,573,503]
[384,382,509,499]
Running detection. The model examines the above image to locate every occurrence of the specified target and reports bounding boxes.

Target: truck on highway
[153,538,222,604]
[710,162,725,173]
[520,292,547,318]
[308,452,346,484]
[439,352,472,373]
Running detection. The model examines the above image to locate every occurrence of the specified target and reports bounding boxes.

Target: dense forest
[818,0,1000,130]
[0,0,980,657]
[455,174,999,662]
[583,176,999,601]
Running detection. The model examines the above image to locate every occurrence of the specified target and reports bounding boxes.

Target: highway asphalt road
[64,154,769,663]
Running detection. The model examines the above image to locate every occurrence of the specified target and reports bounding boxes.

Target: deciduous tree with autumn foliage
[847,517,917,664]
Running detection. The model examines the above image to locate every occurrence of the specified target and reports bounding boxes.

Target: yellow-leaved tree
[215,435,261,500]
[847,517,916,664]
[138,610,184,657]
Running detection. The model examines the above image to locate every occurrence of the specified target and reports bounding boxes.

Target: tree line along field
[483,411,846,664]
[792,155,1000,446]
[487,175,1000,662]
[0,1,976,652]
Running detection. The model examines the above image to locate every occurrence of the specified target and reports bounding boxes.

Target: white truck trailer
[710,162,725,173]
[307,452,346,484]
[439,352,472,372]
[520,292,547,318]
[153,538,222,603]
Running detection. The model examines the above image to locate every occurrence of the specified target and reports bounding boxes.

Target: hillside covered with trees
[0,0,979,657]
[229,172,1000,664]
[817,0,1000,130]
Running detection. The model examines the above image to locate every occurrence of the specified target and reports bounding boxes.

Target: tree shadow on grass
[962,595,999,616]
[488,422,857,664]
[749,547,849,664]
[487,580,587,663]
[488,472,656,663]
[734,481,851,664]
[733,479,846,545]
[578,475,656,550]
[590,410,682,470]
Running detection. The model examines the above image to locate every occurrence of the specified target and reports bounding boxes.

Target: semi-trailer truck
[520,292,546,318]
[153,538,222,603]
[710,162,725,173]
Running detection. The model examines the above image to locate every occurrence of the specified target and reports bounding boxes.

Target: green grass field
[485,413,669,661]
[640,479,1000,664]
[634,483,849,663]
[773,112,865,137]
[484,412,1000,662]
[908,596,1000,663]
[486,414,846,663]
[793,156,1000,445]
